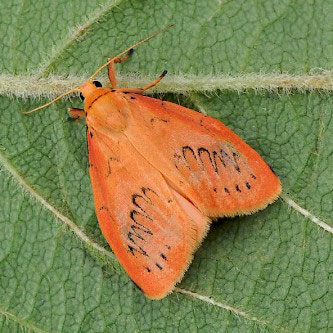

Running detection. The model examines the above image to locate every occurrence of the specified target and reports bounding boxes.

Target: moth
[26,30,281,300]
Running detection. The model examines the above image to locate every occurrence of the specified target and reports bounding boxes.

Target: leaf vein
[0,305,49,333]
[36,0,124,77]
[174,287,292,332]
[0,150,118,265]
[281,193,333,234]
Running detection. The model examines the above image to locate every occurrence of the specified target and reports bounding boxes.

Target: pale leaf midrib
[1,72,333,100]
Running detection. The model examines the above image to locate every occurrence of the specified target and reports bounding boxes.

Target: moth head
[79,80,109,111]
[81,80,128,132]
[80,80,102,96]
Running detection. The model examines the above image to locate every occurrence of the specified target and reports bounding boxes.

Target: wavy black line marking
[220,149,241,173]
[130,212,153,233]
[175,145,244,175]
[198,147,218,172]
[127,188,158,258]
[182,146,197,169]
[128,245,148,257]
[213,150,226,169]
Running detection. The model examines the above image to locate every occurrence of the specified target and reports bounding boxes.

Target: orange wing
[87,127,209,299]
[122,94,282,218]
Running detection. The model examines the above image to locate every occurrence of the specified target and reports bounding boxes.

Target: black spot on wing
[156,263,163,270]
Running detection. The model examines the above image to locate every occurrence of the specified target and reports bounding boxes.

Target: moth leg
[68,108,85,121]
[142,70,167,91]
[108,49,134,89]
[116,70,167,94]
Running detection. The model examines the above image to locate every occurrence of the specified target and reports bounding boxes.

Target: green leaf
[1,1,332,332]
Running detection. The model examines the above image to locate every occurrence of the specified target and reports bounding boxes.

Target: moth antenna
[23,87,80,114]
[24,24,173,115]
[89,24,174,81]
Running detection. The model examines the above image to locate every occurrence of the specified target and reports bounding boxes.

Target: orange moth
[25,29,281,300]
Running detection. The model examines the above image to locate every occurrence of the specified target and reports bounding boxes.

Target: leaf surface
[0,1,332,332]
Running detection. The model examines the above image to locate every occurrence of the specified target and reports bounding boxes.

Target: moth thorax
[88,99,128,133]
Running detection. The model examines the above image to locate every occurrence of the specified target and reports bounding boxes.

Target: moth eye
[93,80,102,87]
[79,92,85,101]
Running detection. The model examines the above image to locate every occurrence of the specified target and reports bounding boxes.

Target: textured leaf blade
[1,1,333,332]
